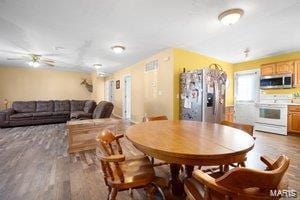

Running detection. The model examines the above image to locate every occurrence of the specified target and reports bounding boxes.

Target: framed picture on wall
[116,80,120,89]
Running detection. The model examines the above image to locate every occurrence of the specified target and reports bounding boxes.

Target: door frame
[122,74,132,119]
[234,69,260,104]
[234,68,260,124]
[105,79,114,102]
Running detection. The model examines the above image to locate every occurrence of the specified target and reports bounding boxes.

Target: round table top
[126,120,255,165]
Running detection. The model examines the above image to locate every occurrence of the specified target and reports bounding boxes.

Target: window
[235,70,259,102]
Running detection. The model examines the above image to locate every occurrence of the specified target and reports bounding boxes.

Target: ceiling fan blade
[0,50,27,55]
[43,62,55,67]
[41,58,55,63]
[7,57,27,61]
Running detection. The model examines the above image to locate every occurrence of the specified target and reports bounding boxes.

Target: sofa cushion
[83,100,96,113]
[71,100,86,111]
[33,112,53,117]
[52,111,70,117]
[10,113,33,120]
[36,101,54,112]
[70,111,92,119]
[54,100,70,112]
[12,101,36,113]
[92,101,114,119]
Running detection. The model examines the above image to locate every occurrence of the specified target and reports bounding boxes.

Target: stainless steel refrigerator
[180,66,227,123]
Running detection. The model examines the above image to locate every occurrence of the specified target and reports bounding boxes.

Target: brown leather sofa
[0,100,96,128]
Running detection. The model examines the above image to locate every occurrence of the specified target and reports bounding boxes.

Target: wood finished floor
[0,122,299,200]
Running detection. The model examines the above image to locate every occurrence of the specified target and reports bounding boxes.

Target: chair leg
[145,184,156,200]
[109,188,118,200]
[107,187,112,200]
[151,176,172,200]
[151,157,154,165]
[239,161,246,167]
[224,164,229,172]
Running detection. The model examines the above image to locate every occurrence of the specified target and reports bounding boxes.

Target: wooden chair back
[143,115,168,122]
[96,129,125,185]
[221,120,254,137]
[216,155,290,192]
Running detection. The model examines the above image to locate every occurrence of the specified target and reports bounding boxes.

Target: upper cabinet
[276,61,294,74]
[294,60,300,86]
[261,63,276,76]
[261,61,294,76]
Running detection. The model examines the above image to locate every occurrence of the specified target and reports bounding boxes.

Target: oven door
[255,104,287,126]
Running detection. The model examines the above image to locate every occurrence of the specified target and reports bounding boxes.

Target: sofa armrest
[0,108,14,121]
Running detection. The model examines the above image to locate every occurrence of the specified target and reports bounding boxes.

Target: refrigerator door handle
[213,81,216,115]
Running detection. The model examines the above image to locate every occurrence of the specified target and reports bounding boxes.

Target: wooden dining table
[126,120,255,196]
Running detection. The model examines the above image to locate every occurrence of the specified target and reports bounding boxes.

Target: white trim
[105,79,114,102]
[122,74,132,119]
[234,68,260,104]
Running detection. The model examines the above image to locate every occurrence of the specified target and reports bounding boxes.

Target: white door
[105,80,114,102]
[123,75,131,119]
[234,69,260,125]
[108,80,114,102]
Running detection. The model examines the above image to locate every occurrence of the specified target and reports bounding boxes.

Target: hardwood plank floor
[0,122,299,200]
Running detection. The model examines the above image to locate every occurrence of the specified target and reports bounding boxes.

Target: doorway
[105,80,114,102]
[234,69,260,125]
[123,75,132,119]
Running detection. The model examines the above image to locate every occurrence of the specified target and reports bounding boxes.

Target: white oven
[254,94,291,135]
[254,103,288,135]
[256,104,287,126]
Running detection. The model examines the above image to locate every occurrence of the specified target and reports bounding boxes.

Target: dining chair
[184,155,290,200]
[142,115,168,166]
[200,121,255,174]
[143,115,168,122]
[220,120,254,137]
[96,129,171,200]
[220,120,255,171]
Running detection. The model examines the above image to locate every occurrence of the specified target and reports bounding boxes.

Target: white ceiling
[0,0,300,73]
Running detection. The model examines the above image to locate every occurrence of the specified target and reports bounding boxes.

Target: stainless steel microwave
[260,74,293,89]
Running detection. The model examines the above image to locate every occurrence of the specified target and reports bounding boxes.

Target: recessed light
[218,8,244,26]
[93,64,102,69]
[111,45,125,54]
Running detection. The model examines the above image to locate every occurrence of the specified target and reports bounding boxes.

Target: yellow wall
[173,48,234,120]
[233,51,300,95]
[106,49,174,122]
[0,67,95,109]
[91,72,105,103]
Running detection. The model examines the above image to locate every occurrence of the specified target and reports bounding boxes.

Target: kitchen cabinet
[288,105,300,134]
[261,61,294,76]
[225,106,234,122]
[261,63,276,76]
[294,60,300,86]
[276,61,294,74]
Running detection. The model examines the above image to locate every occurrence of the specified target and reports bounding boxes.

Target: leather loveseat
[0,100,96,128]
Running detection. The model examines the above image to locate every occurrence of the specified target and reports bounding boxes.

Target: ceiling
[0,0,300,73]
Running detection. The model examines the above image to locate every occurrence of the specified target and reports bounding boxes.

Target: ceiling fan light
[28,61,39,68]
[111,45,125,54]
[32,61,40,68]
[218,8,244,26]
[93,64,102,69]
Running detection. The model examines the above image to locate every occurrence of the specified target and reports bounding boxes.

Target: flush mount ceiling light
[218,8,244,26]
[111,45,125,54]
[93,64,102,69]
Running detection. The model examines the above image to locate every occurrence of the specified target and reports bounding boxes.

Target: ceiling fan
[7,53,55,68]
